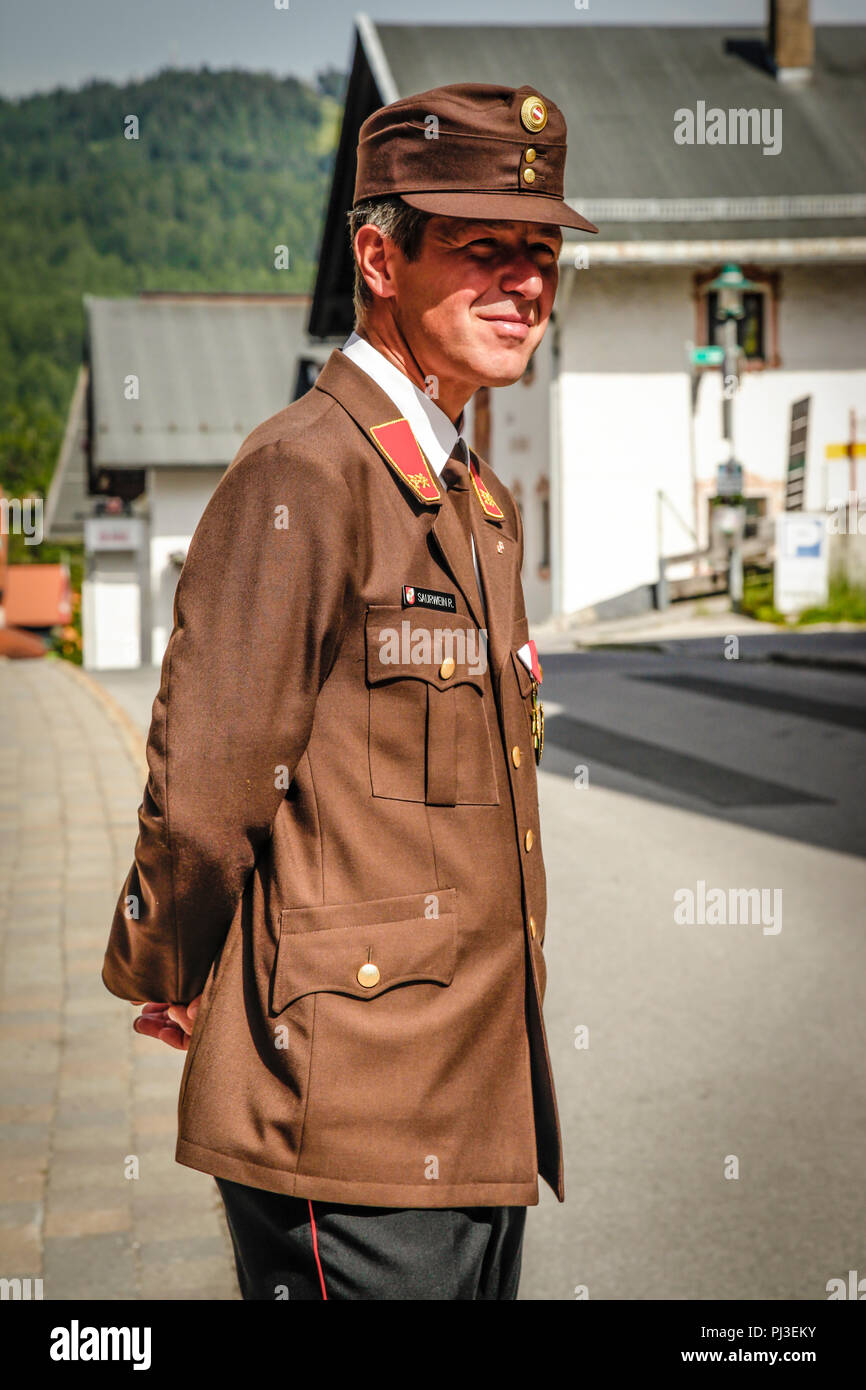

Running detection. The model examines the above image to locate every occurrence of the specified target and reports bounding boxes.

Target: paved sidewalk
[0,656,238,1300]
[532,593,866,656]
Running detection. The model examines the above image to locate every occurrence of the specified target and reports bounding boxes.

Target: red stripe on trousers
[308,1198,328,1300]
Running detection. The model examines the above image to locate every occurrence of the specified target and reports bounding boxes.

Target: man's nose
[499,253,544,300]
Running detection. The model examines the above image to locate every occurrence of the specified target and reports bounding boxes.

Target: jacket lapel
[465,448,515,682]
[314,350,516,666]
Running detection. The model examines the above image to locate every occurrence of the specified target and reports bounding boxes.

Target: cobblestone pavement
[0,657,238,1300]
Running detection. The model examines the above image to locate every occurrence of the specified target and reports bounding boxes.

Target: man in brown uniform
[102,82,597,1300]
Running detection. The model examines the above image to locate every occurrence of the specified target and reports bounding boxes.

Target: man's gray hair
[348,196,432,327]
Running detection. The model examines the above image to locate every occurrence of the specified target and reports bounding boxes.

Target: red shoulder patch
[369,419,441,504]
[468,455,505,519]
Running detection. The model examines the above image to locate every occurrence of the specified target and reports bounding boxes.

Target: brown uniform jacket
[102,349,564,1208]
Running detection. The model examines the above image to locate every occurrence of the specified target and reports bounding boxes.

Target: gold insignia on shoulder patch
[468,455,505,519]
[369,418,441,504]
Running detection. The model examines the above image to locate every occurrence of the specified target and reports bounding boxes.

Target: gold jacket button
[439,656,456,679]
[357,962,380,988]
[525,147,537,163]
[524,829,534,851]
[529,915,537,938]
[523,167,536,184]
[511,745,521,768]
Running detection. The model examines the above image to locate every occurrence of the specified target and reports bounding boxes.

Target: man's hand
[132,997,202,1050]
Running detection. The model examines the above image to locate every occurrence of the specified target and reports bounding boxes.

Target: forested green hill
[0,66,342,520]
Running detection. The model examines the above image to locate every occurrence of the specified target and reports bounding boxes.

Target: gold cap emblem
[520,96,548,133]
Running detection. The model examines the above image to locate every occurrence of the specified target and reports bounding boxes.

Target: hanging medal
[530,678,544,766]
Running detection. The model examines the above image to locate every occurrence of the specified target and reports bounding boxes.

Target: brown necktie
[441,440,472,545]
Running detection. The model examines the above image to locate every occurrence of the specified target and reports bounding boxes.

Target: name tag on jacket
[402,585,457,613]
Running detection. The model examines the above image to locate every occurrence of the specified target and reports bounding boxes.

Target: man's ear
[354,225,399,303]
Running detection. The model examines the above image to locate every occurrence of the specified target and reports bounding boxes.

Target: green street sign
[691,346,725,367]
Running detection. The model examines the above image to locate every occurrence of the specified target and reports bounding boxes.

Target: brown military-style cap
[354,82,598,234]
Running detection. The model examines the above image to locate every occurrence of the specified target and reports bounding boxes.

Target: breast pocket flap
[365,606,485,692]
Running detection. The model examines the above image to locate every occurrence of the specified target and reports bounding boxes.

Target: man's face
[388,216,562,394]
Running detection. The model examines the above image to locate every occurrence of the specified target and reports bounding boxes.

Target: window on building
[537,477,551,576]
[695,268,781,367]
[707,290,766,361]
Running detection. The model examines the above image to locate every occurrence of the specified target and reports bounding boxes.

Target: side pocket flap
[271,889,457,1013]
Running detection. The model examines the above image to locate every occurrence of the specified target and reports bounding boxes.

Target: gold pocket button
[357,962,380,988]
[439,656,456,679]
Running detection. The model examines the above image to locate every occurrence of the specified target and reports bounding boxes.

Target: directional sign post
[691,345,725,368]
[785,397,810,510]
[716,461,744,498]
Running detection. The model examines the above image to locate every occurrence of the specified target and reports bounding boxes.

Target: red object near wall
[0,627,48,659]
[2,564,72,627]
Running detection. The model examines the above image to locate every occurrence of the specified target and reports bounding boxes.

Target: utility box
[83,516,144,670]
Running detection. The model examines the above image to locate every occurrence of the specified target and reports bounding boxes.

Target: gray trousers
[215,1176,527,1301]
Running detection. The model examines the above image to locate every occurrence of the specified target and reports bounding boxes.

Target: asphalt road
[523,631,866,1300]
[97,631,866,1300]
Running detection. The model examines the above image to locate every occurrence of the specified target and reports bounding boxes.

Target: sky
[1,0,864,100]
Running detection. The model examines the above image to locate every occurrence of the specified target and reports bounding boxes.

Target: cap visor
[400,189,598,234]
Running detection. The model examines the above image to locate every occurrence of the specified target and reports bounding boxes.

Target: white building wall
[558,266,696,614]
[147,466,226,665]
[558,262,866,616]
[463,335,553,623]
[489,334,554,624]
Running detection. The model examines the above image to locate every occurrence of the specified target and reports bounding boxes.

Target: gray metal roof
[370,22,866,240]
[86,295,314,468]
[44,365,89,540]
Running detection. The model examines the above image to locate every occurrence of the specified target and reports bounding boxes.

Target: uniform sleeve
[102,440,357,1005]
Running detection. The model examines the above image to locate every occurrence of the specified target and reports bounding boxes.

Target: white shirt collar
[341,331,467,477]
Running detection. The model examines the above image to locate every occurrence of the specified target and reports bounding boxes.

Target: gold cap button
[523,168,536,184]
[525,148,537,163]
[511,745,521,768]
[529,915,537,938]
[439,656,456,679]
[520,95,548,133]
[524,829,534,851]
[357,962,380,988]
